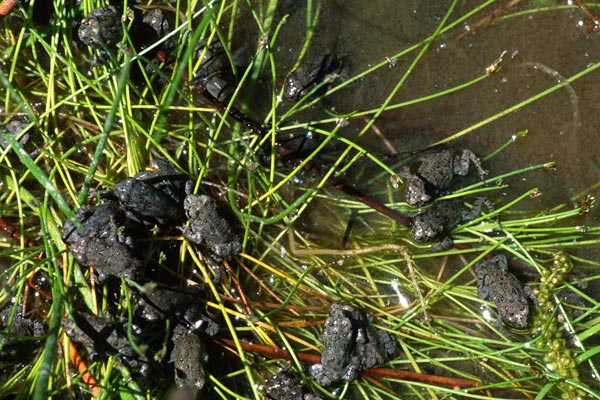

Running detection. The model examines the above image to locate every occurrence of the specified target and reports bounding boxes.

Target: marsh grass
[0,0,599,399]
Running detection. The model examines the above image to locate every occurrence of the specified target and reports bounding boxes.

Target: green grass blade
[2,133,79,228]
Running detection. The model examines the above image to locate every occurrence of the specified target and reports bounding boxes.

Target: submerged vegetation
[0,0,599,399]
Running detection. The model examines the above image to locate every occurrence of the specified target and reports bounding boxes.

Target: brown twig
[215,338,482,390]
[0,217,36,247]
[0,0,17,17]
[0,218,51,316]
[222,259,253,315]
[575,0,600,31]
[330,178,410,225]
[365,367,480,389]
[0,215,101,396]
[456,0,527,40]
[235,258,301,317]
[62,335,101,398]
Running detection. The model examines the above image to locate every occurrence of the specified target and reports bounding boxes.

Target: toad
[169,304,218,396]
[79,6,175,72]
[62,310,147,367]
[410,197,493,251]
[192,39,237,102]
[181,194,242,261]
[171,324,208,395]
[0,304,45,362]
[78,6,123,63]
[400,149,487,206]
[309,303,396,387]
[114,159,191,226]
[62,203,143,283]
[266,370,323,400]
[134,285,206,322]
[476,255,536,330]
[0,118,32,153]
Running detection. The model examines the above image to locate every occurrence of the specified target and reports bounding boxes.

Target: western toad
[62,311,143,365]
[265,370,323,400]
[181,194,242,261]
[62,203,143,283]
[171,324,208,394]
[134,285,206,322]
[309,303,396,387]
[114,159,191,226]
[401,149,487,206]
[192,39,237,102]
[78,6,123,64]
[476,255,535,330]
[410,197,493,250]
[169,302,218,396]
[0,304,45,361]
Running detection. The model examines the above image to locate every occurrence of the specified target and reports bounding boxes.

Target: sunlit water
[266,1,600,214]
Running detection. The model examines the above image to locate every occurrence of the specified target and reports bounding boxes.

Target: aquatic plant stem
[188,248,261,399]
[239,0,278,110]
[533,252,587,399]
[32,266,64,400]
[3,134,80,228]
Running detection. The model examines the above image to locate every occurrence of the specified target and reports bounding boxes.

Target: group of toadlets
[61,159,241,396]
[299,148,537,391]
[59,149,537,395]
[62,159,241,284]
[30,4,539,396]
[399,148,536,333]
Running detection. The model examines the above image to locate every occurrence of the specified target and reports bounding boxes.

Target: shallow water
[266,1,600,222]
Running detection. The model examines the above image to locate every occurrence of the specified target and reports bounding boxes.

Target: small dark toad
[284,54,344,101]
[400,149,487,206]
[0,304,45,361]
[62,203,143,283]
[410,197,493,251]
[114,159,191,226]
[181,194,242,261]
[309,302,396,387]
[476,255,536,330]
[169,301,218,396]
[171,324,208,394]
[192,39,237,102]
[78,6,123,64]
[265,370,323,400]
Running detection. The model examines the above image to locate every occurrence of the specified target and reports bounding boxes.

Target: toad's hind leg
[454,149,487,179]
[462,197,494,221]
[431,236,454,252]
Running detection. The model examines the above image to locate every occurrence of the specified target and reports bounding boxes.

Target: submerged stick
[0,217,36,248]
[216,338,482,390]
